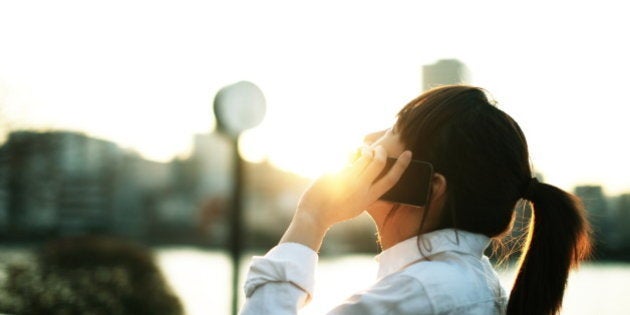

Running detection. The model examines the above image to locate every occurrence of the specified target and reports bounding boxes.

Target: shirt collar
[375,228,490,279]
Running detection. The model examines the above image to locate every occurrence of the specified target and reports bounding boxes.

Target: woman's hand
[279,146,412,251]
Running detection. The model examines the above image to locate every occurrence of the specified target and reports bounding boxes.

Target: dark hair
[1,235,183,315]
[394,85,591,315]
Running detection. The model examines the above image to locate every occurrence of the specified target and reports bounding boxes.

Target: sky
[0,1,629,194]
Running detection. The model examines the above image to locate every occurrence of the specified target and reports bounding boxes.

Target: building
[190,132,234,199]
[0,131,175,238]
[422,59,470,91]
[574,185,608,219]
[0,144,8,231]
[574,185,611,249]
[0,129,365,249]
[614,193,630,250]
[243,160,310,247]
[154,132,235,243]
[112,153,172,238]
[2,131,128,236]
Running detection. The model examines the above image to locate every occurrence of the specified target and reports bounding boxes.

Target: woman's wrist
[279,211,330,252]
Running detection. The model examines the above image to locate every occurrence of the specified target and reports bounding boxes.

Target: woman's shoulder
[390,256,506,313]
[341,262,505,315]
[331,271,435,314]
[399,256,486,287]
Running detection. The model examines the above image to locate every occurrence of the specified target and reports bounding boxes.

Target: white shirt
[241,229,507,315]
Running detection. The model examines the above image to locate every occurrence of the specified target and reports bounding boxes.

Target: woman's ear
[430,173,447,206]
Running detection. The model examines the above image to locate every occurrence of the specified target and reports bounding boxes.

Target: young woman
[240,85,591,315]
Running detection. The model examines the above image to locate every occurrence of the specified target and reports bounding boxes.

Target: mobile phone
[375,158,434,207]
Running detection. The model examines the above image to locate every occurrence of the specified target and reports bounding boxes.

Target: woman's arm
[281,146,411,251]
[241,243,318,315]
[239,146,411,314]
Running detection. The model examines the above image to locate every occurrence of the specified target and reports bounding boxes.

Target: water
[156,248,630,315]
[2,247,629,314]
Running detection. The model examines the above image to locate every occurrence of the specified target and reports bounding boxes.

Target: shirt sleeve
[327,274,436,315]
[240,242,318,315]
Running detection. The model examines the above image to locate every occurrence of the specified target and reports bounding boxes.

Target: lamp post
[213,81,266,315]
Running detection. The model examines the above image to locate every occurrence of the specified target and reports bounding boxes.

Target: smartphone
[375,158,434,207]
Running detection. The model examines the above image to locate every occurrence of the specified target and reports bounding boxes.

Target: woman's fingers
[358,145,388,183]
[296,147,412,229]
[346,146,374,179]
[369,150,412,197]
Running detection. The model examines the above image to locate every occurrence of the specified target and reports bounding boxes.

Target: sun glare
[238,125,363,179]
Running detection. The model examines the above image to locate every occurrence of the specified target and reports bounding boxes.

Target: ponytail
[507,180,592,315]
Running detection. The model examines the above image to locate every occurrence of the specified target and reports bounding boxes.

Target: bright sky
[0,1,628,194]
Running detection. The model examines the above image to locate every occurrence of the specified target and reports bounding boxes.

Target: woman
[240,85,591,315]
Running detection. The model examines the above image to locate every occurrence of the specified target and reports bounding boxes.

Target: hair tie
[522,177,540,200]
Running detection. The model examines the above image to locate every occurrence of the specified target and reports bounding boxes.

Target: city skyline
[1,1,629,194]
[2,129,629,258]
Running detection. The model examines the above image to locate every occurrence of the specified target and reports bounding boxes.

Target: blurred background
[1,1,629,314]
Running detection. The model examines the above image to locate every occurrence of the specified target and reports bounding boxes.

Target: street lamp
[213,81,266,315]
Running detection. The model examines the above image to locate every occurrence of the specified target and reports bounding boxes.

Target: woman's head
[389,85,591,315]
[394,85,529,237]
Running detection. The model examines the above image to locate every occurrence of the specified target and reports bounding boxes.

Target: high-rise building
[422,59,470,91]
